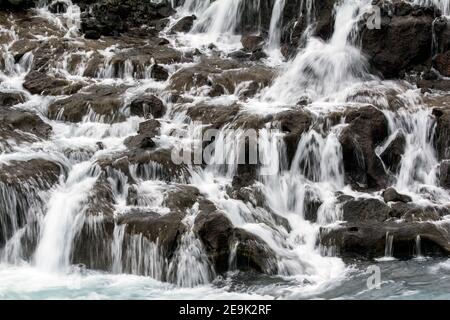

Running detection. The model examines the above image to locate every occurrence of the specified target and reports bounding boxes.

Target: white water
[0,0,449,299]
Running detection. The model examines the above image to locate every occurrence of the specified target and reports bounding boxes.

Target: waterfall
[268,0,286,50]
[384,232,394,259]
[262,0,375,104]
[414,0,450,16]
[34,163,100,272]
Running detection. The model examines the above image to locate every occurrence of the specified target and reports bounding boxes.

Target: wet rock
[228,50,252,60]
[241,35,264,52]
[0,91,26,106]
[380,131,406,173]
[163,185,200,213]
[402,207,442,222]
[23,71,83,96]
[48,84,128,123]
[342,198,391,223]
[0,159,61,187]
[186,103,240,130]
[440,160,450,189]
[194,208,278,275]
[80,0,174,37]
[320,220,450,259]
[434,51,450,77]
[0,107,52,140]
[418,79,450,92]
[170,15,196,33]
[303,186,323,223]
[432,107,450,160]
[150,64,169,81]
[274,109,313,165]
[124,135,156,150]
[138,119,161,137]
[361,2,438,78]
[118,210,186,260]
[383,187,412,203]
[48,1,68,14]
[339,106,389,190]
[129,95,166,119]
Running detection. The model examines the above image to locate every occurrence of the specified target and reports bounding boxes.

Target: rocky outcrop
[361,1,439,78]
[434,51,450,77]
[432,107,450,160]
[339,106,389,190]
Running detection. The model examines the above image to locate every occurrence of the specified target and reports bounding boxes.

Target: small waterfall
[192,0,245,35]
[268,0,286,50]
[413,0,450,16]
[34,162,100,272]
[384,232,394,259]
[415,235,423,259]
[263,0,375,104]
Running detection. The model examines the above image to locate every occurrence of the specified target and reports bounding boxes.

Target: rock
[124,135,156,150]
[48,84,128,123]
[150,64,169,81]
[418,79,450,92]
[434,51,450,77]
[361,2,437,78]
[186,103,240,130]
[23,71,83,96]
[138,119,161,137]
[241,35,264,52]
[48,1,68,14]
[383,187,412,203]
[339,106,389,190]
[170,15,196,33]
[402,207,442,222]
[432,107,450,160]
[129,95,165,118]
[342,198,391,223]
[320,220,450,259]
[117,210,186,260]
[194,208,278,274]
[380,131,406,173]
[274,109,313,165]
[0,107,52,140]
[0,91,26,106]
[84,29,101,40]
[228,50,252,60]
[440,160,450,189]
[0,159,61,187]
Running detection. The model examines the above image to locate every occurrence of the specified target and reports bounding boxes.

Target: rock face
[434,51,450,77]
[339,106,389,190]
[360,1,439,78]
[433,107,450,160]
[79,0,174,37]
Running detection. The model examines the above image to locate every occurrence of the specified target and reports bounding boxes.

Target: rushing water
[0,0,450,299]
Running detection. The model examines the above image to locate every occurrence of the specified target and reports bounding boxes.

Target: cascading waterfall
[1,0,450,299]
[414,0,450,16]
[262,0,375,104]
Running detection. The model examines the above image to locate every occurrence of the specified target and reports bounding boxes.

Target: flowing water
[1,0,450,299]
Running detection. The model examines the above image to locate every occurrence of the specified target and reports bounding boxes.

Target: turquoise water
[1,258,450,300]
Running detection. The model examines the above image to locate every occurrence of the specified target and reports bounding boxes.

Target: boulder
[440,160,450,189]
[380,131,406,173]
[342,198,391,223]
[382,187,412,203]
[361,2,438,78]
[432,107,450,160]
[129,95,165,118]
[320,220,450,259]
[339,106,389,190]
[434,51,450,77]
[241,35,264,52]
[170,15,196,34]
[23,71,83,96]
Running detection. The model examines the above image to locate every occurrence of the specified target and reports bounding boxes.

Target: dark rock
[320,220,450,259]
[0,91,26,106]
[170,15,196,33]
[383,187,412,203]
[418,79,450,92]
[0,107,52,140]
[433,107,450,160]
[274,109,313,165]
[150,64,169,81]
[380,131,406,173]
[342,198,391,223]
[48,1,68,14]
[129,95,166,118]
[241,35,264,52]
[84,29,101,40]
[339,106,389,190]
[440,160,450,189]
[434,51,450,77]
[361,2,437,78]
[23,71,83,96]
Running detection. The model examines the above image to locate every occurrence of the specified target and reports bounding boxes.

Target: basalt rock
[339,106,389,190]
[320,220,450,259]
[129,95,166,119]
[382,187,412,203]
[361,1,438,78]
[432,107,450,160]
